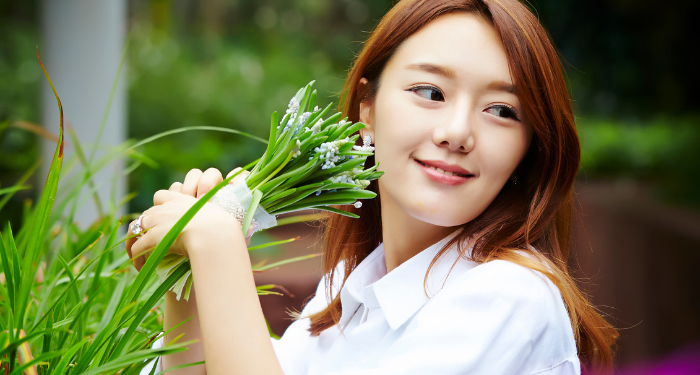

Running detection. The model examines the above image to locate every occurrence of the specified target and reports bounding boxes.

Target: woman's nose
[432,108,475,153]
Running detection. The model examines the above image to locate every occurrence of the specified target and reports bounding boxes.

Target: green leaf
[262,111,279,167]
[0,329,49,358]
[126,126,267,153]
[108,262,190,362]
[0,185,31,196]
[247,236,299,252]
[16,47,65,331]
[0,226,16,310]
[340,122,366,139]
[328,119,354,140]
[259,152,322,196]
[152,360,206,375]
[304,102,334,130]
[253,253,321,272]
[241,189,263,237]
[260,188,297,208]
[307,156,368,182]
[274,213,325,226]
[312,206,360,218]
[248,141,296,188]
[79,342,195,375]
[8,350,65,375]
[318,112,343,132]
[47,338,88,375]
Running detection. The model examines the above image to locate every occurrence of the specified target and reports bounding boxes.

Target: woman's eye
[410,86,444,102]
[486,105,520,121]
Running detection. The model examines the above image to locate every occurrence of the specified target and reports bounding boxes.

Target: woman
[128,0,618,374]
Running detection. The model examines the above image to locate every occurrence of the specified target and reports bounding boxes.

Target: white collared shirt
[271,230,579,375]
[142,230,580,374]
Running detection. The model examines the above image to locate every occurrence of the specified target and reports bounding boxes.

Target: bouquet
[156,81,383,300]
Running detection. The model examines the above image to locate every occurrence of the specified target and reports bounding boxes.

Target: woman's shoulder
[436,246,562,306]
[415,254,579,369]
[440,256,572,331]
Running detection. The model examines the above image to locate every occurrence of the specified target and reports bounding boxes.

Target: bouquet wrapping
[156,81,383,300]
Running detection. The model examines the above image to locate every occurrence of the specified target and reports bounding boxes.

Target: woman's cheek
[479,135,521,183]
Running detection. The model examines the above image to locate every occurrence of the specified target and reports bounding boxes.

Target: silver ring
[130,214,146,236]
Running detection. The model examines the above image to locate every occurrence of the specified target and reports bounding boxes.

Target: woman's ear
[358,77,375,139]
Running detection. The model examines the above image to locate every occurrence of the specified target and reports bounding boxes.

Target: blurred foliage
[578,116,700,207]
[0,0,41,228]
[535,0,700,117]
[1,0,699,222]
[126,0,394,210]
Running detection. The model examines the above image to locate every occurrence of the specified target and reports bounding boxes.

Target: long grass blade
[107,262,189,362]
[16,47,65,332]
[8,350,64,375]
[247,236,299,252]
[47,338,88,375]
[79,342,195,375]
[0,228,16,310]
[253,253,321,272]
[126,126,267,153]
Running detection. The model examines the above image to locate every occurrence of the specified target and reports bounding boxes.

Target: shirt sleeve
[346,260,580,375]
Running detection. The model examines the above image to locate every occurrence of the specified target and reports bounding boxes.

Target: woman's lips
[415,159,473,186]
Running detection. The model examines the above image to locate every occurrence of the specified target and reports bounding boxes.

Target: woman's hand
[126,167,251,271]
[127,189,239,268]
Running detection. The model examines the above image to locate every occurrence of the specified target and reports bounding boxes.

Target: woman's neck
[379,192,459,273]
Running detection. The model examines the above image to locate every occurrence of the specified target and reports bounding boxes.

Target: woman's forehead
[384,12,513,87]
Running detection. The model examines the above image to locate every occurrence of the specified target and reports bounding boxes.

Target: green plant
[155,81,383,301]
[0,50,321,374]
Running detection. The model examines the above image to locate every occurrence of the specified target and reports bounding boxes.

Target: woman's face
[360,12,533,228]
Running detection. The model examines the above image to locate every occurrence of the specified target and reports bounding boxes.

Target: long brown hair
[302,0,618,372]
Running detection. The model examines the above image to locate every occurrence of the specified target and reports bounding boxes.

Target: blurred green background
[1,0,700,369]
[1,0,698,218]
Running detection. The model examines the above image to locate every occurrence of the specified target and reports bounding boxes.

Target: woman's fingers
[178,167,248,201]
[181,169,203,197]
[169,181,183,193]
[226,167,250,185]
[196,168,223,198]
[226,167,242,180]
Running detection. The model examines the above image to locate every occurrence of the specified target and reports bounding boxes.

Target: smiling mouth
[416,160,473,178]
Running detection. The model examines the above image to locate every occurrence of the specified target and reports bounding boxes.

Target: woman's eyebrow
[404,63,456,79]
[487,80,517,94]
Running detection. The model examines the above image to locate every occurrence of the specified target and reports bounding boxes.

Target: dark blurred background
[1,0,699,372]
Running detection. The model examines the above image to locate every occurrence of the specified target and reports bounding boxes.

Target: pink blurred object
[615,343,700,375]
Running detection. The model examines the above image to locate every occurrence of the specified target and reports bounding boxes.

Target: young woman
[127,0,619,374]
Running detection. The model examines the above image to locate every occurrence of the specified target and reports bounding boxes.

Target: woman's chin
[407,206,471,228]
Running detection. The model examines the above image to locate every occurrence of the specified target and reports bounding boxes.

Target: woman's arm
[161,288,206,375]
[158,168,220,375]
[184,226,284,375]
[133,167,269,374]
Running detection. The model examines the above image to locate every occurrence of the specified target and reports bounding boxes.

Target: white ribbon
[210,177,277,233]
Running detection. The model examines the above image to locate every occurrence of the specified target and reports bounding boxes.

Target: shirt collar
[338,229,477,331]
